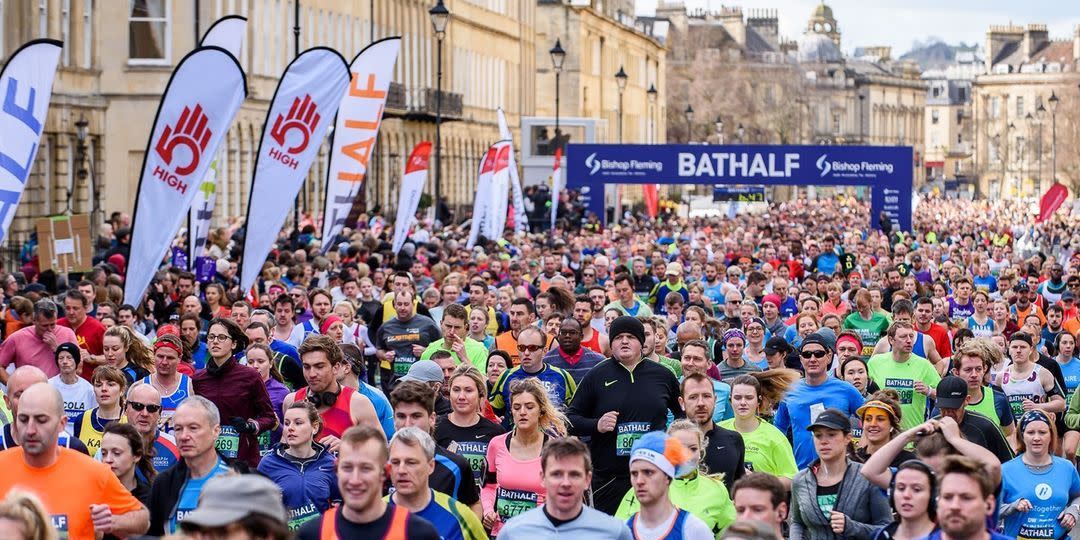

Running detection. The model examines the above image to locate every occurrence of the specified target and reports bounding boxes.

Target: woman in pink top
[481,377,568,535]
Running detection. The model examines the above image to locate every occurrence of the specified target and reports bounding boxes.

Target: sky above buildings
[634,0,1080,56]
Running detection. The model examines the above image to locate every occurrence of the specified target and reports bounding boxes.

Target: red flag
[1037,182,1069,223]
[643,184,659,219]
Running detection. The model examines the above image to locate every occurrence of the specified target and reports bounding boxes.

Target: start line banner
[566,144,914,231]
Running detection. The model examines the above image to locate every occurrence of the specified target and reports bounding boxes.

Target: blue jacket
[357,381,396,438]
[256,442,340,524]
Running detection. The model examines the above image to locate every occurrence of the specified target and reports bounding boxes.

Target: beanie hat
[800,332,834,352]
[811,327,837,351]
[320,315,343,335]
[762,294,782,308]
[629,431,694,479]
[723,328,747,345]
[55,342,82,365]
[609,316,646,346]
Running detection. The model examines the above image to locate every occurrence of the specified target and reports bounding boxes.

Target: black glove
[229,417,258,435]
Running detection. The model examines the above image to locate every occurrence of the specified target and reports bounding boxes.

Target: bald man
[0,383,148,538]
[122,383,180,473]
[2,366,89,454]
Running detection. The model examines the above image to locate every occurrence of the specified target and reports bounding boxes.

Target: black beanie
[799,333,834,353]
[609,316,646,346]
[55,342,82,365]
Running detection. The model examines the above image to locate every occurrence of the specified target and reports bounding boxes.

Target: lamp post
[858,94,866,143]
[715,116,724,144]
[1048,90,1059,186]
[74,114,97,239]
[684,104,694,143]
[1036,101,1045,189]
[615,66,627,143]
[736,123,745,143]
[429,0,450,222]
[647,84,657,143]
[550,39,566,152]
[1026,112,1035,195]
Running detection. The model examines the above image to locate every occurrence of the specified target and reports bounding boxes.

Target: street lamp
[647,84,657,143]
[429,0,450,222]
[1026,112,1035,194]
[736,123,745,143]
[1048,90,1059,185]
[74,114,97,238]
[714,116,724,144]
[684,104,694,143]
[550,39,566,150]
[858,94,866,142]
[615,66,627,143]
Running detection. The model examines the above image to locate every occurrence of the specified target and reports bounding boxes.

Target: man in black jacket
[148,396,245,536]
[566,316,682,514]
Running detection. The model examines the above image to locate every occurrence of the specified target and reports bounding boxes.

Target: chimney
[862,46,892,61]
[1074,25,1080,68]
[1023,23,1049,60]
[718,6,745,47]
[746,9,779,51]
[985,24,1023,72]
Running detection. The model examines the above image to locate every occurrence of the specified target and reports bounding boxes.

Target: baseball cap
[179,475,287,530]
[806,408,851,432]
[1063,291,1076,301]
[400,360,444,383]
[936,376,968,409]
[763,336,792,356]
[666,262,683,276]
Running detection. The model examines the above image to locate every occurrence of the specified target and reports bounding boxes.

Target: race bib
[258,430,273,457]
[451,440,488,485]
[1007,394,1038,420]
[885,378,915,404]
[215,425,240,458]
[495,487,538,520]
[616,422,651,457]
[1017,524,1055,539]
[393,356,417,376]
[287,503,321,530]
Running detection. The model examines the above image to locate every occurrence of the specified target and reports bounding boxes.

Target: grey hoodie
[790,460,892,540]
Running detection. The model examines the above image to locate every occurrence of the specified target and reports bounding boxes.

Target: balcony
[384,82,463,122]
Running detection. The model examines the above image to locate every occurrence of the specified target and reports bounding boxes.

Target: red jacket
[193,358,277,468]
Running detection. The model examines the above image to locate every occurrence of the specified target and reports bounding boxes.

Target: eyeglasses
[206,333,232,343]
[583,273,595,277]
[800,350,829,359]
[128,401,162,414]
[517,344,544,353]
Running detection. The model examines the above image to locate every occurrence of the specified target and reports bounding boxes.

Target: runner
[731,473,789,540]
[721,373,798,483]
[420,303,489,371]
[434,364,505,489]
[0,299,78,383]
[100,422,154,507]
[678,371,745,491]
[998,410,1080,540]
[256,401,340,531]
[866,322,941,431]
[58,290,107,380]
[871,459,938,540]
[102,325,153,386]
[142,333,192,426]
[544,317,607,384]
[296,425,440,539]
[47,341,96,434]
[123,383,179,474]
[1000,332,1064,421]
[490,326,576,419]
[246,343,289,455]
[376,290,441,390]
[622,431,714,540]
[176,475,291,539]
[72,365,127,454]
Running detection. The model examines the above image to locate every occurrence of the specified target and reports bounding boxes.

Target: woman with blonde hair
[434,364,505,489]
[102,325,153,385]
[480,377,568,534]
[0,490,56,540]
[615,419,737,535]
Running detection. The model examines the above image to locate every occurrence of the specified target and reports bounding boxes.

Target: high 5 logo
[271,94,320,154]
[155,104,212,176]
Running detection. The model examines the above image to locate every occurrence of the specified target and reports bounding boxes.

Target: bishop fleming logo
[585,152,601,175]
[816,154,832,177]
[269,94,321,169]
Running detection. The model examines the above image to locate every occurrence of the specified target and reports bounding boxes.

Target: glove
[229,417,258,435]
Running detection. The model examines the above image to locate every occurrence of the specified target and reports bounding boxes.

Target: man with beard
[566,316,682,514]
[924,456,1011,540]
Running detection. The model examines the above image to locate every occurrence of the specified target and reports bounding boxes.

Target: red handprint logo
[270,94,320,154]
[155,104,211,176]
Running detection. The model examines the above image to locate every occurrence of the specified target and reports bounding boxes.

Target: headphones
[306,384,342,408]
[888,459,938,520]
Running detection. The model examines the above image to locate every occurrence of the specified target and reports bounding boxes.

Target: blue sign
[713,185,766,202]
[566,144,914,230]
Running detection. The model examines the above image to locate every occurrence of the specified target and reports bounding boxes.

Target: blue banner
[566,144,914,230]
[713,185,766,202]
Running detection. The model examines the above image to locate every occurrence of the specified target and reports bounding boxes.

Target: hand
[229,417,258,435]
[90,504,114,534]
[80,348,93,365]
[451,340,466,357]
[411,344,426,357]
[1060,509,1077,530]
[910,419,938,438]
[319,435,341,454]
[383,350,396,360]
[913,381,930,395]
[829,511,846,534]
[597,411,619,433]
[1022,399,1038,412]
[1015,499,1033,513]
[482,511,499,530]
[937,416,961,440]
[41,331,58,351]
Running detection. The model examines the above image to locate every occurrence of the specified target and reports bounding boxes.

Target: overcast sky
[634,0,1080,56]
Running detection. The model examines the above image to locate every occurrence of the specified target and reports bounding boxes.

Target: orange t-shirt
[0,447,144,539]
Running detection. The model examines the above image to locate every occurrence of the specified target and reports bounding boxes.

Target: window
[1016,96,1024,117]
[39,0,47,38]
[990,96,1000,119]
[931,110,940,124]
[957,87,967,101]
[932,86,941,98]
[82,0,93,68]
[832,113,840,134]
[129,0,170,64]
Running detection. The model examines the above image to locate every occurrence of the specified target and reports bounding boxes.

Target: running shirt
[842,313,891,358]
[719,418,798,478]
[947,298,975,322]
[72,408,126,455]
[774,377,864,469]
[151,431,180,472]
[964,386,1016,434]
[294,386,357,440]
[999,456,1080,540]
[966,316,995,339]
[1056,357,1080,404]
[375,315,441,378]
[387,490,486,540]
[118,363,150,387]
[490,364,576,417]
[48,375,96,435]
[141,373,193,430]
[627,507,713,540]
[482,432,545,536]
[1001,365,1050,419]
[434,415,505,488]
[170,456,232,533]
[866,353,941,431]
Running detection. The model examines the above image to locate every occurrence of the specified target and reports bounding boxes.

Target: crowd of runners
[0,195,1078,539]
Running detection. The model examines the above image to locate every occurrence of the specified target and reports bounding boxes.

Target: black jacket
[147,452,246,536]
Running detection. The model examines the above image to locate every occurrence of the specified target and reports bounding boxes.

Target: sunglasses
[800,350,829,359]
[517,344,544,353]
[128,401,162,413]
